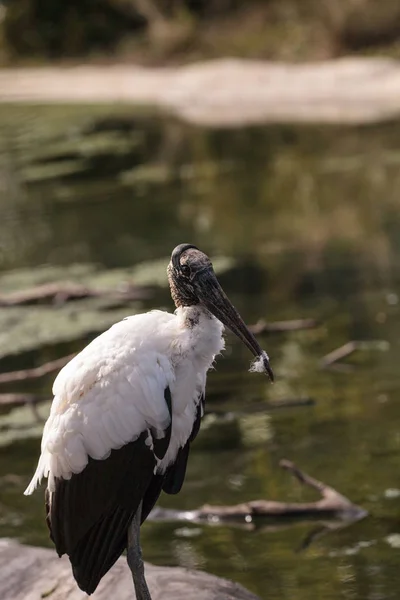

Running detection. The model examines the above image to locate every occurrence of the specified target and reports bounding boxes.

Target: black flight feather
[143,394,205,515]
[140,473,165,523]
[140,387,174,522]
[189,398,203,442]
[47,432,156,595]
[162,442,190,495]
[151,387,172,460]
[162,396,204,495]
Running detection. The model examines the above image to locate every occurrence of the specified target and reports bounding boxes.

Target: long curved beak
[194,269,274,381]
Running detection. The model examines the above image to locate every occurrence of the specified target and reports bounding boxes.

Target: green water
[0,105,400,599]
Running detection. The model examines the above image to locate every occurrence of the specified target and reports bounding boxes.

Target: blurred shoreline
[1,57,400,127]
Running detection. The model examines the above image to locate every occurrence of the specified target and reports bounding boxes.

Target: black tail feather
[72,507,134,594]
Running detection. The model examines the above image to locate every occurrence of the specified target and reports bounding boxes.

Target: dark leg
[127,501,152,600]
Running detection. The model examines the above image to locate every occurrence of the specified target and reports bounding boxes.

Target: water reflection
[0,105,399,600]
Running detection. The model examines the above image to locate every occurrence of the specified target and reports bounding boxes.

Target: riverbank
[1,57,400,127]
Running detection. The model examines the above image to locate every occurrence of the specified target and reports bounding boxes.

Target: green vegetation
[2,0,400,65]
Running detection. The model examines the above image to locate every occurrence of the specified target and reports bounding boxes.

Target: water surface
[0,105,399,599]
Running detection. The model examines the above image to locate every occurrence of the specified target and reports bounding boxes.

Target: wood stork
[24,243,273,599]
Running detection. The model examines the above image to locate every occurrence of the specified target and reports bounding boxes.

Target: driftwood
[320,339,389,369]
[0,539,259,600]
[0,283,96,306]
[250,318,318,335]
[320,341,360,368]
[0,393,48,422]
[0,354,76,384]
[0,282,150,307]
[150,460,366,525]
[207,398,315,420]
[0,393,40,407]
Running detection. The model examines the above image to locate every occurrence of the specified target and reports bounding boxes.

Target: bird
[24,243,273,599]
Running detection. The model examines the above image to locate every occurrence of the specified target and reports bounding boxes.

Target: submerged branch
[0,283,96,306]
[151,460,366,524]
[209,398,315,418]
[0,282,151,307]
[320,341,359,367]
[320,340,389,368]
[250,318,318,335]
[0,354,76,384]
[0,393,46,407]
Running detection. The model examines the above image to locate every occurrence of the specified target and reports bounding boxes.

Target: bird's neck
[178,304,211,329]
[175,305,225,365]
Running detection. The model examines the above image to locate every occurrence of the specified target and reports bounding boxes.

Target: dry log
[0,282,150,306]
[150,460,366,524]
[250,318,318,335]
[0,539,259,600]
[0,354,76,384]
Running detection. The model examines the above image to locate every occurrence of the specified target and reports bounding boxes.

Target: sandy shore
[0,57,400,127]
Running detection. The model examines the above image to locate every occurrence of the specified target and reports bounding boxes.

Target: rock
[0,539,260,600]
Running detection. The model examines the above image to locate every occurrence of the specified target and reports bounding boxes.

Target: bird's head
[168,244,274,381]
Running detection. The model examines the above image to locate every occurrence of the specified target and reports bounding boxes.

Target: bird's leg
[127,500,152,600]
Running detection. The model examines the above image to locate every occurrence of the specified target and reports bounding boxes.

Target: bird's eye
[181,264,190,277]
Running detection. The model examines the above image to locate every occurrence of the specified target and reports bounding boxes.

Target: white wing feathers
[25,312,176,494]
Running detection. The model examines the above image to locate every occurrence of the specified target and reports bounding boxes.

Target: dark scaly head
[168,243,274,381]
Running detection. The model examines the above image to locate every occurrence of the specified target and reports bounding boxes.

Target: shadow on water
[0,105,400,599]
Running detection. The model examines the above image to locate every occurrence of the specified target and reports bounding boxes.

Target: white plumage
[25,306,224,495]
